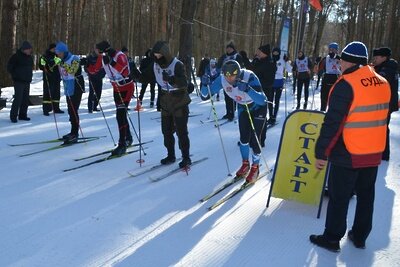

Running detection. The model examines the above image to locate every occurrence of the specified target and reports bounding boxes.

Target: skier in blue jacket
[201,60,267,183]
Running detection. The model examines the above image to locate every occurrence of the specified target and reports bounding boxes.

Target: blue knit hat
[20,41,32,50]
[55,42,69,54]
[328,42,339,51]
[341,41,368,65]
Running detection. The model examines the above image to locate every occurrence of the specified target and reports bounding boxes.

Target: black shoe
[222,114,229,119]
[111,144,127,156]
[125,135,133,147]
[10,118,17,123]
[93,108,100,112]
[150,102,154,108]
[267,118,276,125]
[63,134,78,145]
[179,157,192,168]
[348,230,366,249]
[309,234,340,252]
[88,110,93,113]
[62,132,73,140]
[296,105,300,110]
[160,156,176,165]
[54,109,65,114]
[303,103,308,109]
[18,116,30,121]
[43,112,50,116]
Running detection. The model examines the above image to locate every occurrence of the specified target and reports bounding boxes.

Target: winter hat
[96,41,111,52]
[121,46,129,53]
[55,42,68,54]
[341,41,368,65]
[272,47,281,55]
[48,43,56,50]
[152,41,169,55]
[210,58,217,65]
[328,42,339,51]
[20,41,32,50]
[258,44,271,55]
[226,41,236,50]
[373,47,392,57]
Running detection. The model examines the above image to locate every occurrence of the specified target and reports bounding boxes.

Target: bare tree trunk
[178,0,197,82]
[0,0,19,87]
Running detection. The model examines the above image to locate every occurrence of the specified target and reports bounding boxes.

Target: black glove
[162,70,174,83]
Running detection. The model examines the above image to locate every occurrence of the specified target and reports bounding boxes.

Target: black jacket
[250,56,276,89]
[315,65,386,168]
[197,57,210,77]
[139,55,156,84]
[375,59,399,113]
[39,49,61,81]
[7,49,34,83]
[217,51,244,69]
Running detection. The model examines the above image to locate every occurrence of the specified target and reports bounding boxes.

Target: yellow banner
[271,110,327,205]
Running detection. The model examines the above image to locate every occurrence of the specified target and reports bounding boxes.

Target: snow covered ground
[0,72,399,267]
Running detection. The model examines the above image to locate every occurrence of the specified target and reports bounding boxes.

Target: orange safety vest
[329,65,390,155]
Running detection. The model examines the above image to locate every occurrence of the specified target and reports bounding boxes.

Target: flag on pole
[309,0,322,11]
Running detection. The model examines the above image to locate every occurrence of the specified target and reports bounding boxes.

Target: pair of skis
[15,136,105,157]
[63,140,154,172]
[201,168,273,211]
[127,157,208,182]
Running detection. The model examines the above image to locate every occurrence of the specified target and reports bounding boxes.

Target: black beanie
[258,44,271,55]
[96,41,111,52]
[121,46,128,53]
[20,41,32,50]
[48,43,56,50]
[372,47,392,57]
[226,42,236,50]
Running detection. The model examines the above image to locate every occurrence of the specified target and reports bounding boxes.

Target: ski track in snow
[0,72,399,267]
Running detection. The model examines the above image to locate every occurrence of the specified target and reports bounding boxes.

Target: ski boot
[179,157,192,168]
[125,135,133,147]
[236,160,250,177]
[63,134,78,145]
[245,164,259,183]
[161,155,176,165]
[111,143,127,156]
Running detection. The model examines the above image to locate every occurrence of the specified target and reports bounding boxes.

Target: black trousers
[238,105,267,154]
[296,78,310,108]
[320,81,334,111]
[266,86,283,119]
[42,72,61,113]
[66,89,83,135]
[88,76,103,112]
[323,164,378,243]
[161,106,190,159]
[139,82,156,104]
[113,91,132,145]
[223,90,236,118]
[382,113,391,160]
[10,81,30,120]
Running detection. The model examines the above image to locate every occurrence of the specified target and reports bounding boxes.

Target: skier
[39,43,64,116]
[216,42,244,121]
[201,60,267,183]
[138,49,156,108]
[318,42,341,111]
[152,41,192,168]
[96,41,134,155]
[55,42,85,144]
[270,47,291,124]
[84,49,105,113]
[200,58,220,100]
[292,50,313,110]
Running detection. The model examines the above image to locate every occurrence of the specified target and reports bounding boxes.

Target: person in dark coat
[372,47,399,161]
[249,44,277,146]
[138,49,156,108]
[39,43,64,116]
[84,49,105,113]
[7,41,34,123]
[152,41,192,168]
[239,50,252,69]
[216,42,244,121]
[310,41,391,252]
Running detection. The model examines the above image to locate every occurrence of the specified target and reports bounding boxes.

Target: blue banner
[280,17,291,57]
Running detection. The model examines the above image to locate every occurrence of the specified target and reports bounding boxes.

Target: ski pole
[134,80,144,166]
[88,77,116,145]
[207,84,232,176]
[44,71,60,138]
